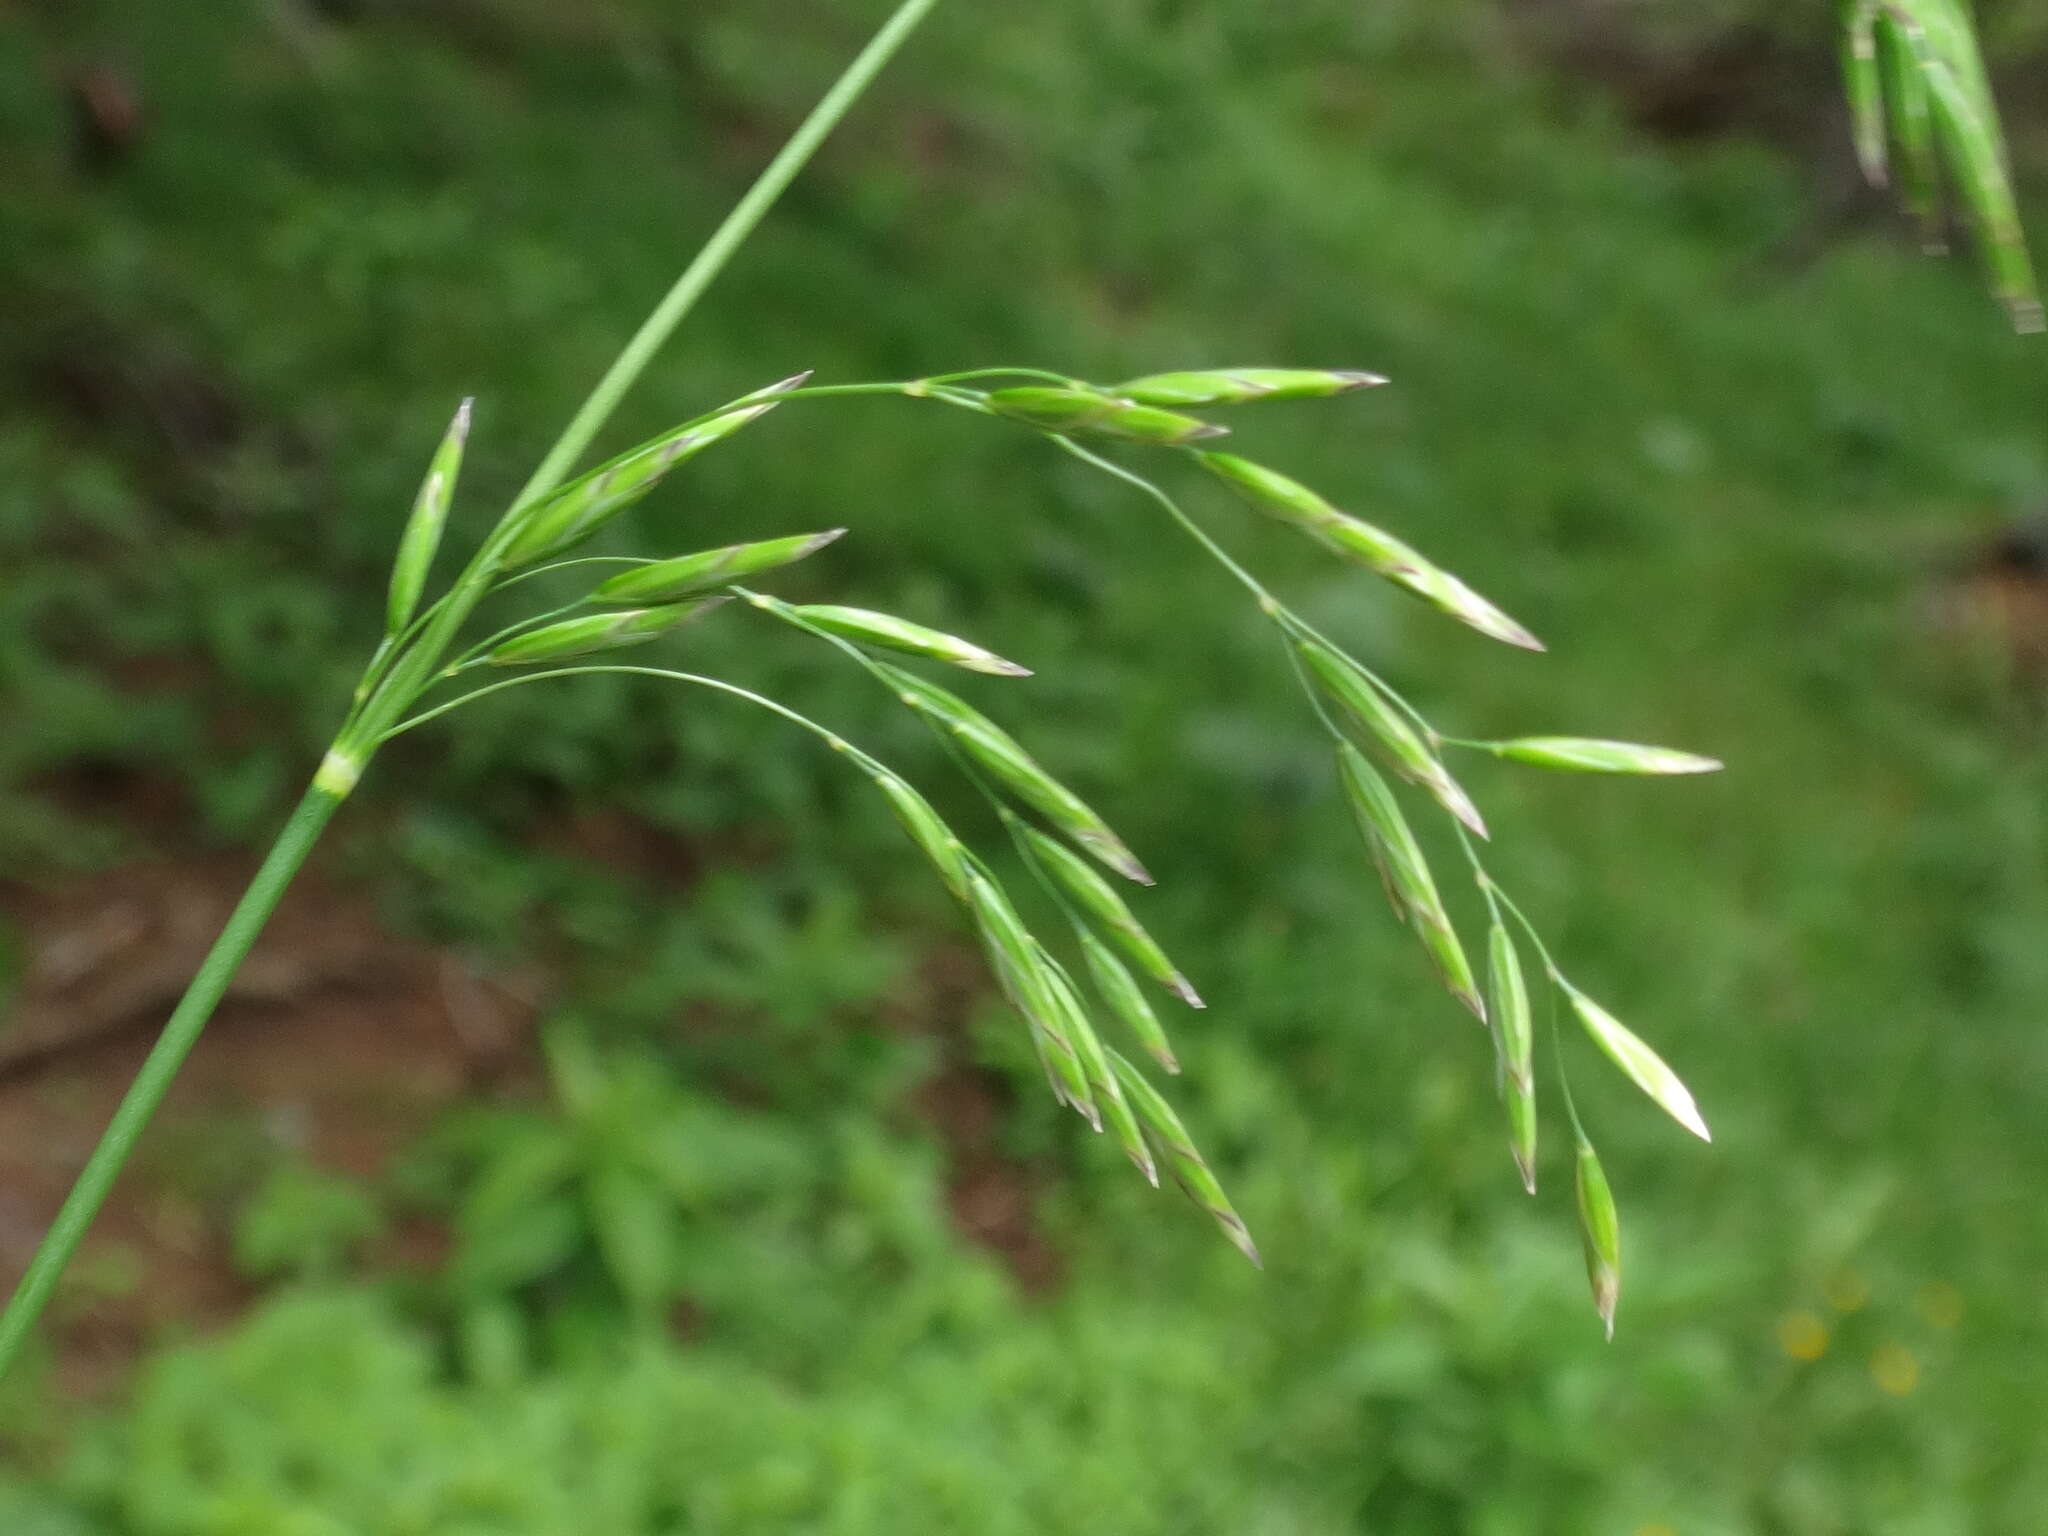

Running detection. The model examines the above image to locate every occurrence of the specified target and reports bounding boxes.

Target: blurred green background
[3,2,2047,1531]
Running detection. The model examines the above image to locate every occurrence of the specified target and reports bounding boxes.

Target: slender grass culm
[0,0,2034,1376]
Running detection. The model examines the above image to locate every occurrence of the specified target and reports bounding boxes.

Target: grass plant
[0,0,2032,1379]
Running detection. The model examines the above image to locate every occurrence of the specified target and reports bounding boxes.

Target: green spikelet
[1487,922,1536,1193]
[987,386,1226,446]
[498,387,792,570]
[963,870,1096,1124]
[876,663,1152,885]
[870,772,967,900]
[1299,639,1487,838]
[1020,824,1200,1007]
[1113,368,1384,407]
[1574,1131,1621,1339]
[486,599,727,665]
[1108,1049,1259,1267]
[1336,745,1483,1021]
[591,530,845,605]
[788,604,1030,676]
[1077,929,1181,1074]
[387,397,472,635]
[1474,737,1721,775]
[1563,984,1711,1143]
[1041,956,1156,1183]
[1200,453,1541,650]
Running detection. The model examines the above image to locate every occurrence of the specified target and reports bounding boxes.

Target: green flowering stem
[352,595,451,706]
[0,0,950,1381]
[0,782,345,1373]
[1452,827,1561,980]
[750,590,1019,805]
[380,665,878,764]
[1052,440,1448,746]
[920,367,1078,388]
[628,379,974,445]
[1054,438,1278,609]
[508,0,949,507]
[742,590,1121,887]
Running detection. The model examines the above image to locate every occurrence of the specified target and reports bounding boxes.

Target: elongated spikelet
[1337,745,1484,1020]
[1574,1131,1622,1339]
[1564,985,1711,1143]
[1843,4,1887,187]
[1487,922,1537,1192]
[1475,737,1722,775]
[1108,1048,1259,1266]
[987,386,1226,446]
[1315,519,1544,653]
[875,662,1153,885]
[1877,12,1941,239]
[1042,956,1156,1182]
[387,398,472,635]
[1077,929,1180,1074]
[790,604,1030,677]
[485,599,727,665]
[1298,639,1487,838]
[1113,368,1385,407]
[1020,824,1200,1008]
[1200,453,1542,650]
[870,771,967,900]
[963,870,1096,1124]
[498,389,791,570]
[1362,836,1407,924]
[591,530,845,605]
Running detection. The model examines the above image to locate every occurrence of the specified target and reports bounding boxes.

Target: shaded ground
[0,839,529,1396]
[0,801,1052,1396]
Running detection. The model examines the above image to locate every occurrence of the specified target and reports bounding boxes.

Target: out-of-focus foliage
[1516,0,2048,56]
[3,0,2047,1531]
[1842,0,2039,328]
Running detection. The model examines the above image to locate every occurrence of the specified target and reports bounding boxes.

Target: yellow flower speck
[1871,1341,1920,1396]
[1778,1310,1828,1361]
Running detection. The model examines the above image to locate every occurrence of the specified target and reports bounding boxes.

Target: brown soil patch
[901,944,1064,1296]
[0,851,536,1397]
[0,836,1060,1395]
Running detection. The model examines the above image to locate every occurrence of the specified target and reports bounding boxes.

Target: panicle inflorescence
[367,354,1720,1317]
[32,0,2022,1382]
[917,358,1719,1325]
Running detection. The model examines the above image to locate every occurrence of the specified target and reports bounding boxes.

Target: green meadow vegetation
[2,2,2046,1530]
